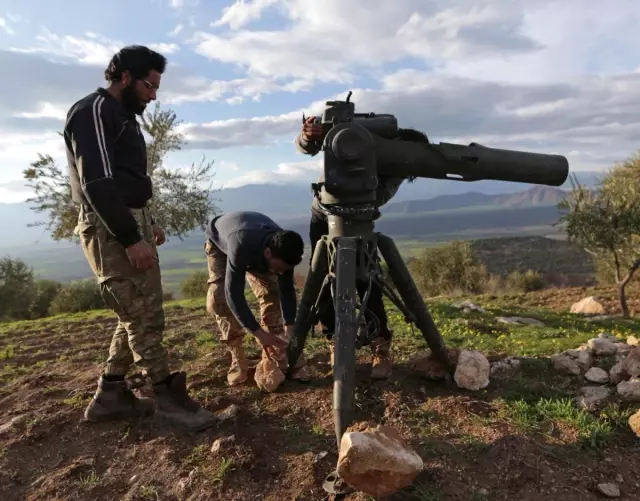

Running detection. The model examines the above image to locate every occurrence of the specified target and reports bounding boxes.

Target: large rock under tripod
[337,425,423,497]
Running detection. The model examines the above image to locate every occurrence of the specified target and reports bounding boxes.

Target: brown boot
[370,336,393,379]
[225,338,249,386]
[84,376,154,422]
[153,372,217,432]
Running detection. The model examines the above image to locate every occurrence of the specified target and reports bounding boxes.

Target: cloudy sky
[0,0,639,203]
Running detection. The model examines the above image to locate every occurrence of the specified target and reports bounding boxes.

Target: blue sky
[1,0,639,203]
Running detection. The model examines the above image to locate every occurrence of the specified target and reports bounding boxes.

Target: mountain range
[0,170,597,251]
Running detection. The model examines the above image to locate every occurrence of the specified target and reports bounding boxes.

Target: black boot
[153,372,217,432]
[84,376,155,422]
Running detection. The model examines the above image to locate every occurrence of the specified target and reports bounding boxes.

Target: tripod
[286,188,454,494]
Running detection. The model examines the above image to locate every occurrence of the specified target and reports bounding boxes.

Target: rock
[551,354,581,376]
[628,335,639,346]
[597,483,620,498]
[598,332,623,343]
[623,348,640,378]
[588,338,618,356]
[211,435,235,454]
[617,379,640,402]
[496,316,544,326]
[616,344,632,362]
[454,350,490,390]
[570,296,605,315]
[575,386,612,411]
[0,414,28,436]
[565,349,593,372]
[609,363,629,384]
[408,348,460,380]
[585,367,609,384]
[216,404,240,421]
[453,300,487,313]
[586,315,613,322]
[337,425,423,497]
[628,410,640,437]
[254,357,286,392]
[490,357,522,379]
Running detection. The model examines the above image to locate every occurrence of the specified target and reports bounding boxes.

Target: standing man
[293,117,424,379]
[204,211,308,390]
[64,45,216,431]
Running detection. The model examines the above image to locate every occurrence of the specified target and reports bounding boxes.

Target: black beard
[121,82,146,115]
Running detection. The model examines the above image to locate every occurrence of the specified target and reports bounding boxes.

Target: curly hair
[104,45,167,83]
[266,230,305,266]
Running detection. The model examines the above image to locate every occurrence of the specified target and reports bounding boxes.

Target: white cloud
[171,0,185,8]
[212,0,280,30]
[0,16,15,35]
[169,23,184,36]
[222,158,322,187]
[14,102,68,121]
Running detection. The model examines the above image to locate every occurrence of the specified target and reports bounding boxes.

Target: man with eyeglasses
[63,45,217,431]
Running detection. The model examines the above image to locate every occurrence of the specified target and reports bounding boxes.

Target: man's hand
[285,324,295,341]
[301,116,324,142]
[153,224,166,246]
[253,328,288,358]
[126,240,157,269]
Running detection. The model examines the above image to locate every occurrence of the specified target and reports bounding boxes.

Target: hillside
[469,236,596,286]
[0,172,599,249]
[1,286,639,500]
[383,186,569,215]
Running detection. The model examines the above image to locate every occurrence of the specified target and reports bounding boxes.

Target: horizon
[1,1,638,205]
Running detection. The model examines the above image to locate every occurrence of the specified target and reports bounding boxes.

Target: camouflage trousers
[75,205,169,384]
[204,239,287,355]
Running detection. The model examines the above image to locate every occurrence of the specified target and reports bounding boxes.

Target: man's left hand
[285,324,295,341]
[153,224,166,246]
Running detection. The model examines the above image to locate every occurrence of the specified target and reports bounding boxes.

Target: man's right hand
[301,116,325,142]
[253,328,288,356]
[126,240,157,269]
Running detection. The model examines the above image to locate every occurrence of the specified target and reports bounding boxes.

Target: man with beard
[63,45,216,431]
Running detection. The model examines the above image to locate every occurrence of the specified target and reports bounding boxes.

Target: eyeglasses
[141,79,159,91]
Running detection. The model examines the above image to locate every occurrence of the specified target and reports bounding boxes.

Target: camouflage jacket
[294,133,405,213]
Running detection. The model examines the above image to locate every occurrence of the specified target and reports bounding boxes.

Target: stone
[616,344,632,362]
[585,367,609,384]
[211,435,235,454]
[628,335,639,346]
[551,354,581,376]
[216,404,240,421]
[453,300,486,313]
[0,414,28,436]
[337,425,423,497]
[628,410,640,437]
[570,296,605,315]
[454,350,490,390]
[617,379,640,402]
[575,386,612,411]
[609,363,629,385]
[408,348,460,380]
[596,483,620,498]
[565,349,593,372]
[623,348,640,378]
[490,357,522,379]
[496,316,544,326]
[588,338,618,356]
[254,357,285,392]
[598,332,623,343]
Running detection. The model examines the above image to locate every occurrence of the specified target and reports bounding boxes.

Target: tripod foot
[323,470,353,495]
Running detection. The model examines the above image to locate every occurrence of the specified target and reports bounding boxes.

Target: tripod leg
[286,238,328,375]
[377,234,454,374]
[332,237,358,449]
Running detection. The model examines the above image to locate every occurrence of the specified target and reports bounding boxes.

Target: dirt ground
[1,297,639,501]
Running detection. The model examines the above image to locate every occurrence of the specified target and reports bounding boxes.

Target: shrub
[49,279,104,315]
[408,240,490,296]
[506,270,545,293]
[181,271,209,298]
[30,279,62,318]
[0,257,37,322]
